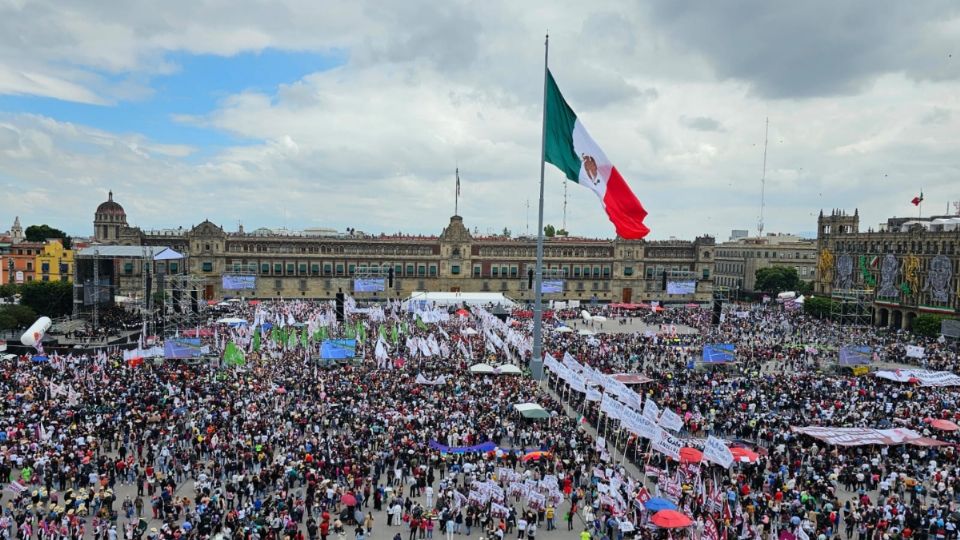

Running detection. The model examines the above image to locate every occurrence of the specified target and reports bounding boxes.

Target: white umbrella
[554,326,574,333]
[461,328,479,336]
[577,329,595,336]
[216,317,248,326]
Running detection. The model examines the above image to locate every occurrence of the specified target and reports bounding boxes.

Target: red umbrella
[730,447,760,463]
[341,493,357,506]
[678,447,703,463]
[651,510,693,528]
[455,309,470,318]
[924,418,960,431]
[521,451,552,462]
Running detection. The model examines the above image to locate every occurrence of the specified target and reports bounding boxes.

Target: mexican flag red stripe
[544,70,650,239]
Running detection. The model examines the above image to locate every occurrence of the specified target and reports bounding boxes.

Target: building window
[573,267,581,278]
[593,267,601,277]
[348,264,356,275]
[451,265,461,275]
[703,268,710,279]
[41,263,50,273]
[510,266,518,277]
[202,262,213,272]
[299,279,307,291]
[473,265,481,277]
[336,264,345,275]
[274,263,282,274]
[261,264,269,274]
[284,263,293,274]
[42,275,49,282]
[311,264,320,275]
[170,263,178,273]
[602,267,610,278]
[324,264,332,275]
[406,264,414,275]
[274,279,282,290]
[624,267,634,276]
[299,264,307,274]
[429,265,437,276]
[124,263,134,274]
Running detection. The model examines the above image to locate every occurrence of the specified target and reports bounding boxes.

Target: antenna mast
[758,117,769,237]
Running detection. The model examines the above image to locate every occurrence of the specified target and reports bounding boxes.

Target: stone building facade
[92,193,716,304]
[715,234,817,294]
[816,209,960,330]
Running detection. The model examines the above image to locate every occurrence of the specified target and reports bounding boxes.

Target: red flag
[911,192,924,206]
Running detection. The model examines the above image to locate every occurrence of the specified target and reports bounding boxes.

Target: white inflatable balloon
[20,317,52,347]
[580,309,592,321]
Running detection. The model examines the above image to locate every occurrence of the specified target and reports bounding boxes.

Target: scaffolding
[164,274,208,330]
[71,248,111,329]
[830,288,873,326]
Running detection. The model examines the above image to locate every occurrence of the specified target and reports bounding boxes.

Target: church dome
[96,191,126,216]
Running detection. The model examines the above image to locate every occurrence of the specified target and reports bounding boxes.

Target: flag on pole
[416,316,427,331]
[252,328,261,352]
[911,192,924,206]
[544,70,649,239]
[224,341,245,367]
[391,324,399,345]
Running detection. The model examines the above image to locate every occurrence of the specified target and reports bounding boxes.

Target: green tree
[913,314,955,338]
[803,296,836,319]
[543,224,556,237]
[24,224,72,249]
[0,283,17,300]
[797,280,814,296]
[556,228,569,237]
[754,266,800,294]
[18,281,73,318]
[501,228,512,238]
[0,304,37,329]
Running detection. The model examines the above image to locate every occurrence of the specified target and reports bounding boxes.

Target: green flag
[391,324,399,345]
[301,327,308,348]
[319,326,328,341]
[416,316,427,331]
[224,341,246,367]
[253,328,261,352]
[379,325,387,341]
[401,321,408,335]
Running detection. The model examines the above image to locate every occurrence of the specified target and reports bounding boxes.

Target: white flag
[703,436,734,469]
[658,408,684,432]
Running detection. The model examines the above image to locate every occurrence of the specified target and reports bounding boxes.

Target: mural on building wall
[925,254,953,302]
[900,254,921,296]
[834,254,853,290]
[858,255,877,287]
[877,254,899,298]
[818,248,834,285]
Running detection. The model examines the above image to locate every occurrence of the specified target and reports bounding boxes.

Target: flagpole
[531,33,549,382]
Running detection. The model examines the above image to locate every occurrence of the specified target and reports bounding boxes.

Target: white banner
[586,387,603,402]
[642,398,660,422]
[874,369,960,387]
[703,436,733,468]
[651,428,682,460]
[905,345,925,359]
[658,408,684,432]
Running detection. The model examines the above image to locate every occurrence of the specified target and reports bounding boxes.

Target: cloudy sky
[1,0,958,241]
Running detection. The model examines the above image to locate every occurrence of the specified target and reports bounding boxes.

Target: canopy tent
[494,364,523,375]
[553,326,574,333]
[514,403,550,420]
[469,363,495,374]
[608,302,648,310]
[215,317,248,327]
[611,373,654,385]
[152,247,185,261]
[403,291,515,308]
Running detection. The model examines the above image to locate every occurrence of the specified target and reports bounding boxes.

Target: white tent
[578,329,595,336]
[216,317,248,326]
[403,292,515,308]
[495,364,523,375]
[554,326,574,333]
[513,402,550,419]
[469,363,495,374]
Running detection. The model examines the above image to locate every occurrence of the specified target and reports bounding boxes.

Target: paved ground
[561,317,700,336]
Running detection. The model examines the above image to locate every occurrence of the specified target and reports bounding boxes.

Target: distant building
[816,209,960,329]
[715,234,817,293]
[728,229,749,242]
[35,239,74,283]
[2,242,44,284]
[87,192,718,303]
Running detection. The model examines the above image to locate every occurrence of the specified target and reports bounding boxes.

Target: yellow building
[35,239,74,282]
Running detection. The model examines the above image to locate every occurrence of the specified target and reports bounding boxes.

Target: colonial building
[816,209,960,329]
[714,234,817,294]
[89,193,716,304]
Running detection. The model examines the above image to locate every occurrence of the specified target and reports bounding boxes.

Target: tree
[796,280,814,296]
[544,224,556,237]
[913,314,955,338]
[0,304,37,329]
[501,228,512,238]
[18,281,73,318]
[803,296,836,319]
[25,224,72,249]
[754,266,800,294]
[556,228,569,237]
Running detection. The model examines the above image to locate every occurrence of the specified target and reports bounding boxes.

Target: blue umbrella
[644,497,677,512]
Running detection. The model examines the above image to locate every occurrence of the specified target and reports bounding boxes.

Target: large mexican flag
[544,70,650,239]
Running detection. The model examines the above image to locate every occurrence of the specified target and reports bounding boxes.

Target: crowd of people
[0,296,956,540]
